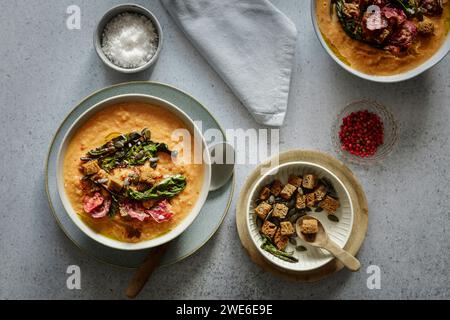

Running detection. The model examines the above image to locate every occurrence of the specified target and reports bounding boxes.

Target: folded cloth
[161,0,297,126]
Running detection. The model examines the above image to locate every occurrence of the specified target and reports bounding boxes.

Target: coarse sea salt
[101,12,158,69]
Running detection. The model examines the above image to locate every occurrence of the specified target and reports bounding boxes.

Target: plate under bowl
[247,161,354,272]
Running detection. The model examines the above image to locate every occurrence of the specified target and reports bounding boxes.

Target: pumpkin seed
[264,209,273,221]
[129,132,141,141]
[315,207,324,213]
[322,177,338,198]
[297,187,304,195]
[142,128,151,140]
[268,195,275,205]
[327,215,339,222]
[296,245,307,252]
[289,238,297,246]
[289,213,300,224]
[289,211,306,224]
[305,207,312,212]
[134,150,145,160]
[271,218,281,227]
[114,141,125,149]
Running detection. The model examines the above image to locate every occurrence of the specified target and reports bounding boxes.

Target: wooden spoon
[125,243,170,299]
[295,216,361,271]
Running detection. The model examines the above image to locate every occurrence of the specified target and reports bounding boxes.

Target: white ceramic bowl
[311,0,450,83]
[56,94,211,251]
[247,161,354,272]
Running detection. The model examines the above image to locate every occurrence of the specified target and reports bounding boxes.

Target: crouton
[296,194,306,209]
[81,161,101,176]
[302,174,317,189]
[259,186,271,201]
[280,183,297,200]
[254,202,272,220]
[261,221,277,239]
[274,229,289,251]
[270,180,283,196]
[107,175,124,193]
[288,175,303,188]
[418,20,434,35]
[320,196,340,214]
[314,185,327,201]
[301,219,318,235]
[306,193,316,207]
[272,203,289,219]
[280,221,295,236]
[343,2,360,18]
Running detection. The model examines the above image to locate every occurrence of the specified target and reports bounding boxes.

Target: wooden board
[236,150,368,282]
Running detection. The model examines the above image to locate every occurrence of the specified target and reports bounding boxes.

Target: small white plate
[247,161,354,272]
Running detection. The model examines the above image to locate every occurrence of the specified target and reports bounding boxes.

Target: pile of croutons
[254,173,340,252]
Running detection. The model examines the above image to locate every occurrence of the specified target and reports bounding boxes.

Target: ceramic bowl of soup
[312,0,450,82]
[246,161,354,272]
[57,94,211,251]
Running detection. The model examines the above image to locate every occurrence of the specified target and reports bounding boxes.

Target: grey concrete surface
[0,0,449,300]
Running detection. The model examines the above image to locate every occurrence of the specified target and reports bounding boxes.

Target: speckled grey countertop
[1,0,449,300]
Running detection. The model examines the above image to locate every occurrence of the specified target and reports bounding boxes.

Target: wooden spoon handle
[125,243,170,299]
[323,239,361,272]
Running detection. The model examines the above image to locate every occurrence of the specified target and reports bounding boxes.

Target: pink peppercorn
[339,110,384,158]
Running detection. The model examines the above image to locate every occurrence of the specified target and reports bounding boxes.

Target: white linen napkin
[160,0,298,126]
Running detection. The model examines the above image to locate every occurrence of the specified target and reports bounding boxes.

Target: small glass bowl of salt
[94,4,163,73]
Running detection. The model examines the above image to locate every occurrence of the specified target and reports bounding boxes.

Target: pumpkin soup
[316,0,449,76]
[63,102,204,243]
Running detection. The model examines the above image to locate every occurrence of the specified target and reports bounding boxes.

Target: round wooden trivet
[236,150,368,282]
